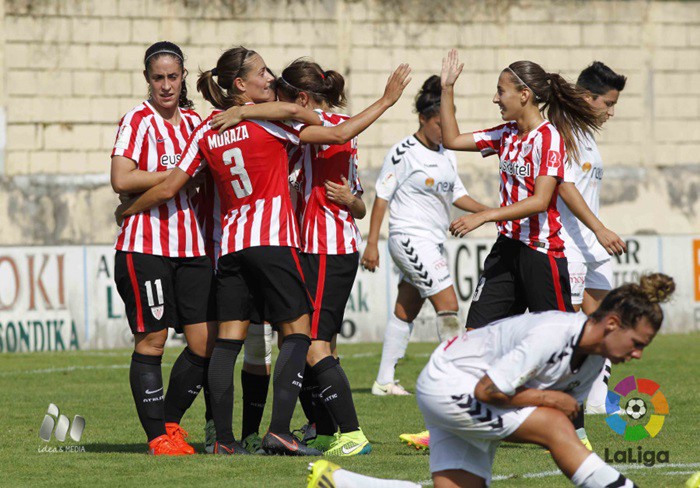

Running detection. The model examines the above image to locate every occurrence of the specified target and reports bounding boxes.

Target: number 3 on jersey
[223,147,253,198]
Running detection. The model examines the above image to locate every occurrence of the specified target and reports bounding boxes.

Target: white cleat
[372,380,411,396]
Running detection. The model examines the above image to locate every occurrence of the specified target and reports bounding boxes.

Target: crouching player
[307,273,674,487]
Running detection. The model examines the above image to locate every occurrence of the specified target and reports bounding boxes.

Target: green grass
[0,334,698,487]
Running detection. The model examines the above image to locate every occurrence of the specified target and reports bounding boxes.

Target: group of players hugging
[110,41,673,488]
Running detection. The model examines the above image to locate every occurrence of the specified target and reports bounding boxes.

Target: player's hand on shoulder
[441,49,464,88]
[361,244,380,272]
[211,106,244,134]
[594,227,627,256]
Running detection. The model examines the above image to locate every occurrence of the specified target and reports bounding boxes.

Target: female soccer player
[307,273,675,488]
[556,62,627,420]
[120,47,411,455]
[110,41,214,456]
[441,49,600,326]
[361,75,489,397]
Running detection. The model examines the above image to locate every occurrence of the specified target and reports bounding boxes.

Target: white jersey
[375,135,468,244]
[421,311,604,404]
[558,133,609,263]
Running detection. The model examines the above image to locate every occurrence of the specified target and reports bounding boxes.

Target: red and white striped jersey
[178,110,304,256]
[111,101,205,257]
[294,111,363,255]
[473,121,566,257]
[192,167,222,265]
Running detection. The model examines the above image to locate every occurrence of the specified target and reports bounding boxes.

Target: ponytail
[196,46,257,109]
[278,58,347,109]
[506,61,601,165]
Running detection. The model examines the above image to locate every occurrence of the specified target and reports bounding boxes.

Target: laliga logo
[605,375,669,441]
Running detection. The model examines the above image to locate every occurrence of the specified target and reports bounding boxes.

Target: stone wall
[1,0,699,245]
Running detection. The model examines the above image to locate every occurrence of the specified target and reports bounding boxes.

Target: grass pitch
[1,334,698,487]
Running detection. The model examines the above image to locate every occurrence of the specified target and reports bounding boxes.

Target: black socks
[241,369,270,439]
[312,356,359,434]
[164,347,207,424]
[268,334,311,434]
[207,338,244,444]
[130,352,166,441]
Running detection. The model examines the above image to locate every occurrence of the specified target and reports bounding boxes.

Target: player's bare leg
[239,322,272,453]
[506,407,637,486]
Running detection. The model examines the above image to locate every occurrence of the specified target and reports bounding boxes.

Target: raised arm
[299,64,412,145]
[360,197,388,272]
[440,49,478,151]
[110,156,172,194]
[474,374,580,420]
[558,181,626,256]
[210,102,323,133]
[120,167,192,219]
[450,175,557,237]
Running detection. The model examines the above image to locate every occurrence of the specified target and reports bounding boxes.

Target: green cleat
[242,432,265,454]
[307,434,336,453]
[204,419,216,454]
[324,429,371,457]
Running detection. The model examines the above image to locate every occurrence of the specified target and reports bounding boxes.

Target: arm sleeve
[449,153,469,202]
[374,149,401,201]
[253,119,305,146]
[111,112,148,162]
[535,127,565,180]
[472,124,508,157]
[178,124,208,177]
[486,328,563,396]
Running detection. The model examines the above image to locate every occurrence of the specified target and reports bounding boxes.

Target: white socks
[571,453,636,487]
[586,359,612,410]
[376,313,413,385]
[334,469,421,488]
[436,310,461,342]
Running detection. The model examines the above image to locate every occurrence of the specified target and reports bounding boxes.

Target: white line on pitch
[492,462,700,481]
[0,362,173,376]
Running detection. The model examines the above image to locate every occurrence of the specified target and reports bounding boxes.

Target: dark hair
[196,46,258,109]
[506,61,601,164]
[590,273,675,332]
[577,61,627,96]
[414,75,441,118]
[277,58,346,109]
[144,41,194,110]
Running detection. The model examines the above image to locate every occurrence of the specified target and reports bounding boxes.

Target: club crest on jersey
[151,305,164,320]
[547,151,562,168]
[425,177,435,187]
[521,143,532,157]
[582,162,592,172]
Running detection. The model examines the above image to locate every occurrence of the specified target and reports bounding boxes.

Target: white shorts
[415,366,535,486]
[568,260,613,305]
[388,235,452,299]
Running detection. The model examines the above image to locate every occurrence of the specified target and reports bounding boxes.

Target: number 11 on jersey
[223,147,253,198]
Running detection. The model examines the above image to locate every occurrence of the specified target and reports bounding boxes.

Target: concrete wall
[1,0,699,245]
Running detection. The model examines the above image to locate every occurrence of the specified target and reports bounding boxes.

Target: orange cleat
[165,423,196,455]
[148,434,189,456]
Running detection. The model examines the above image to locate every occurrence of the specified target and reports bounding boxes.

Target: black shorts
[216,246,313,325]
[114,251,215,335]
[466,234,573,329]
[302,252,359,341]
